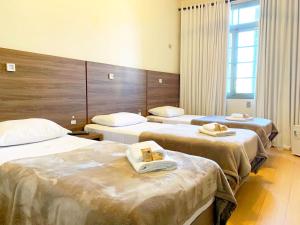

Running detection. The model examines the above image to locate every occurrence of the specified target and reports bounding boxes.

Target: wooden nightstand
[73,133,103,141]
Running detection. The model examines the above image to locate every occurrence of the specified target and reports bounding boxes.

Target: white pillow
[92,112,147,127]
[148,106,184,118]
[0,118,70,147]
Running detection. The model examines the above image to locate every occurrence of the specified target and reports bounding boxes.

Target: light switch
[108,73,115,80]
[158,78,163,84]
[6,63,16,72]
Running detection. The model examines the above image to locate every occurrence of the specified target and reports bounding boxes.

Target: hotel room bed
[0,135,236,225]
[85,122,267,192]
[147,115,278,149]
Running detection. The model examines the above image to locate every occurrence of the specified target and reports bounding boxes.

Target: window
[227,1,260,99]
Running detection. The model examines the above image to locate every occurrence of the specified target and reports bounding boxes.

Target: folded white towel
[126,149,177,173]
[231,113,251,118]
[199,126,236,137]
[202,123,228,132]
[129,141,165,162]
[225,116,253,121]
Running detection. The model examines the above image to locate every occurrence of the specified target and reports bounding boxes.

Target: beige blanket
[139,125,267,193]
[191,116,278,148]
[0,142,236,225]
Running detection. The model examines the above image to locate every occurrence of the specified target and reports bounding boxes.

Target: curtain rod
[178,0,236,11]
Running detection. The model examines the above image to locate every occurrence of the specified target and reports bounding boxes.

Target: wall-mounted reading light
[158,78,163,84]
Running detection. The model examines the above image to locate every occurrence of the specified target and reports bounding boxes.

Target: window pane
[232,9,238,25]
[238,31,255,47]
[236,78,253,93]
[237,63,253,78]
[238,47,254,62]
[226,79,231,94]
[254,30,259,44]
[227,64,232,77]
[228,48,232,63]
[239,5,259,24]
[227,2,259,99]
[228,33,232,48]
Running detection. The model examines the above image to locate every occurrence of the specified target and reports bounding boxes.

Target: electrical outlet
[71,116,77,125]
[246,101,251,108]
[158,78,163,84]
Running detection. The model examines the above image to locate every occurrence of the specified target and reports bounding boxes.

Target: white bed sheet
[147,115,204,124]
[85,122,173,144]
[0,135,96,165]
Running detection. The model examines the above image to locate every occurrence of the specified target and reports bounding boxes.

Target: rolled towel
[199,126,236,137]
[226,115,253,121]
[129,141,165,162]
[126,149,177,173]
[203,123,228,132]
[231,113,250,119]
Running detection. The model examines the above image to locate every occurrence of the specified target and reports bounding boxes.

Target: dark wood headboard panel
[146,71,180,112]
[87,62,147,122]
[0,48,86,130]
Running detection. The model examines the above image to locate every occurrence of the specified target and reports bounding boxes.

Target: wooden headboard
[0,48,180,129]
[86,62,147,122]
[146,71,180,112]
[0,48,86,130]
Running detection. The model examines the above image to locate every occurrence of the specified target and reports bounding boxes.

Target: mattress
[0,135,216,225]
[85,122,173,144]
[147,115,204,124]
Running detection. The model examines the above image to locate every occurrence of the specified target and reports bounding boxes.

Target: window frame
[227,0,260,100]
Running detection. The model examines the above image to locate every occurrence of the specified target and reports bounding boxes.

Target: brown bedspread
[0,141,236,225]
[139,125,267,193]
[191,116,278,148]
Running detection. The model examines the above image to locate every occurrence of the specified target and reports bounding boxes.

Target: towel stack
[231,113,251,118]
[126,141,177,173]
[226,113,253,121]
[199,123,236,137]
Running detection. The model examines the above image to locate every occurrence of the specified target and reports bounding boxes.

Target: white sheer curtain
[180,0,229,115]
[256,0,300,147]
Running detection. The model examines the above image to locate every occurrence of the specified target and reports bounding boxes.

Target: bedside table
[74,133,103,141]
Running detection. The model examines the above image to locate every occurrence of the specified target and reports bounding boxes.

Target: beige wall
[0,0,180,73]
